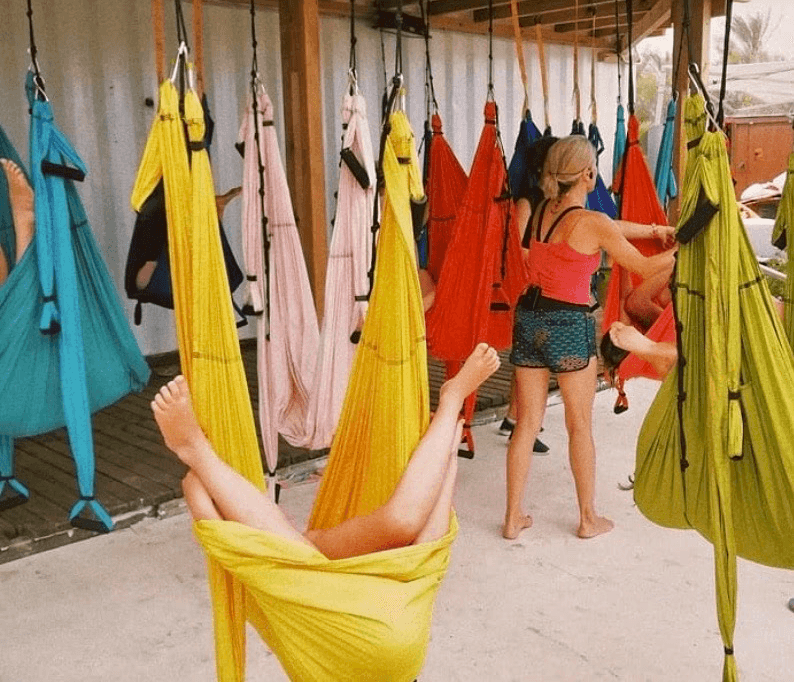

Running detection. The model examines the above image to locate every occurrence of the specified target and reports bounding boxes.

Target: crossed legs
[152,343,500,560]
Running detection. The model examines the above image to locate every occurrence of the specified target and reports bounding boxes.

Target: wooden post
[669,0,712,223]
[278,0,327,316]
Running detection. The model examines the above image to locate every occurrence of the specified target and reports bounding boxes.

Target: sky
[640,0,794,62]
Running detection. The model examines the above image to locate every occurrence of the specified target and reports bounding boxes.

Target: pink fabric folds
[239,86,320,473]
[304,90,375,448]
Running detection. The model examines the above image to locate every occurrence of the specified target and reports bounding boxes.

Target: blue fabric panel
[586,123,618,219]
[654,97,678,208]
[416,122,431,269]
[508,111,542,199]
[0,125,27,266]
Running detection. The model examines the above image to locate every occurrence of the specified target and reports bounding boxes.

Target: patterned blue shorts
[510,308,596,373]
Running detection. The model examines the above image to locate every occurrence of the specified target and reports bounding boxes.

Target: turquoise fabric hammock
[612,103,626,204]
[0,75,150,527]
[654,97,678,208]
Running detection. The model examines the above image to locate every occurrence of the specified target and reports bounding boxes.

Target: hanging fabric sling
[611,0,626,203]
[634,88,794,682]
[506,0,542,199]
[654,97,678,208]
[601,0,676,410]
[426,0,528,457]
[238,83,322,476]
[124,1,244,326]
[585,13,618,219]
[772,151,794,346]
[304,76,376,451]
[0,6,150,525]
[197,86,456,682]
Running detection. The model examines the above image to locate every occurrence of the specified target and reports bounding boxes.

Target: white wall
[0,0,623,356]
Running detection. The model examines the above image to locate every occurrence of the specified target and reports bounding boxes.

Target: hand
[652,223,676,247]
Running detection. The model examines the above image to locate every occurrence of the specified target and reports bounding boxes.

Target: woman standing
[503,136,676,540]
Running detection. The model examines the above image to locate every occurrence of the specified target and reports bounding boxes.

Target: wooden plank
[278,0,328,317]
[473,0,654,24]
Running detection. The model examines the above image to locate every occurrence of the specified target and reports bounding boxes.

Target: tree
[727,9,781,64]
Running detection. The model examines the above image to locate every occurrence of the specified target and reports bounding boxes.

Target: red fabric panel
[426,114,468,283]
[617,302,675,382]
[604,114,670,334]
[426,101,529,361]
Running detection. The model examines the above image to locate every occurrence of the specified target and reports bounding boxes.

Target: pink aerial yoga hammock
[239,85,320,476]
[304,85,375,448]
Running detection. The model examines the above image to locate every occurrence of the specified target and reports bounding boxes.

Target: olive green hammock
[771,151,794,348]
[634,94,794,682]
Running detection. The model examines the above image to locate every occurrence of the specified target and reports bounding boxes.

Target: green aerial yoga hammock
[771,151,794,347]
[635,94,794,682]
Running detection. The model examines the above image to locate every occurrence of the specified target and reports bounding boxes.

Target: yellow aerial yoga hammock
[634,94,794,682]
[134,47,455,676]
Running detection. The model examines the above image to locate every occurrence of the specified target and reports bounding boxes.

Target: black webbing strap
[250,0,272,344]
[394,0,403,78]
[487,0,495,100]
[41,161,86,182]
[716,0,734,128]
[26,0,46,96]
[174,0,189,49]
[626,0,635,114]
[349,0,357,79]
[420,0,438,121]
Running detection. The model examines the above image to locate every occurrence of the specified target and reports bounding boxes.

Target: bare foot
[502,512,533,540]
[135,260,158,290]
[0,245,7,286]
[440,343,500,405]
[0,159,35,261]
[577,515,614,539]
[150,376,207,467]
[608,322,656,357]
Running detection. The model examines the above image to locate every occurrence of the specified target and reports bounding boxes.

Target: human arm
[615,219,675,246]
[593,214,676,279]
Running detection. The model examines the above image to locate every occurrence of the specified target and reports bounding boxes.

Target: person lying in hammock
[0,159,35,287]
[152,342,499,561]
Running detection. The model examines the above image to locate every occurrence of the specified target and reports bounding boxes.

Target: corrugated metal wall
[0,0,622,356]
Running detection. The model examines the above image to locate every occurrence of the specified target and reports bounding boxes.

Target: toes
[154,393,168,410]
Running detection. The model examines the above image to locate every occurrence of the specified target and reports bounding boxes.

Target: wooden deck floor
[0,341,517,564]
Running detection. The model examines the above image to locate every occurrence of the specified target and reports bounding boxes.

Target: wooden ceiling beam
[554,15,635,34]
[473,0,654,25]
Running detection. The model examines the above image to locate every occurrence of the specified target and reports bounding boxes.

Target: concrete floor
[1,379,792,682]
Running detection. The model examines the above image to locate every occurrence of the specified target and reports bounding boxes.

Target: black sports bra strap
[521,200,548,249]
[541,205,583,243]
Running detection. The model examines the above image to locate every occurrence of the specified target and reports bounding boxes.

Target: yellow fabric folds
[132,80,265,682]
[134,91,454,680]
[635,95,794,682]
[194,516,456,682]
[309,109,430,529]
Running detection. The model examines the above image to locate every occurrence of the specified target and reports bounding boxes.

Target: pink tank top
[522,201,600,305]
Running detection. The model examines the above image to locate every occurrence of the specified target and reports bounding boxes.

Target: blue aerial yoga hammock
[508,110,542,199]
[586,123,618,218]
[0,74,150,528]
[654,96,678,208]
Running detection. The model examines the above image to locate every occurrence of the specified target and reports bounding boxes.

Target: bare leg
[151,376,317,549]
[135,261,158,290]
[0,245,7,286]
[556,358,613,538]
[307,343,500,559]
[182,470,223,522]
[624,269,672,330]
[503,366,549,539]
[418,268,436,312]
[412,421,462,545]
[609,322,677,378]
[0,159,35,261]
[215,186,242,220]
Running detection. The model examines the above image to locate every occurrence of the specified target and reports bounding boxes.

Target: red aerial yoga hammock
[425,113,468,285]
[426,100,528,454]
[604,113,676,407]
